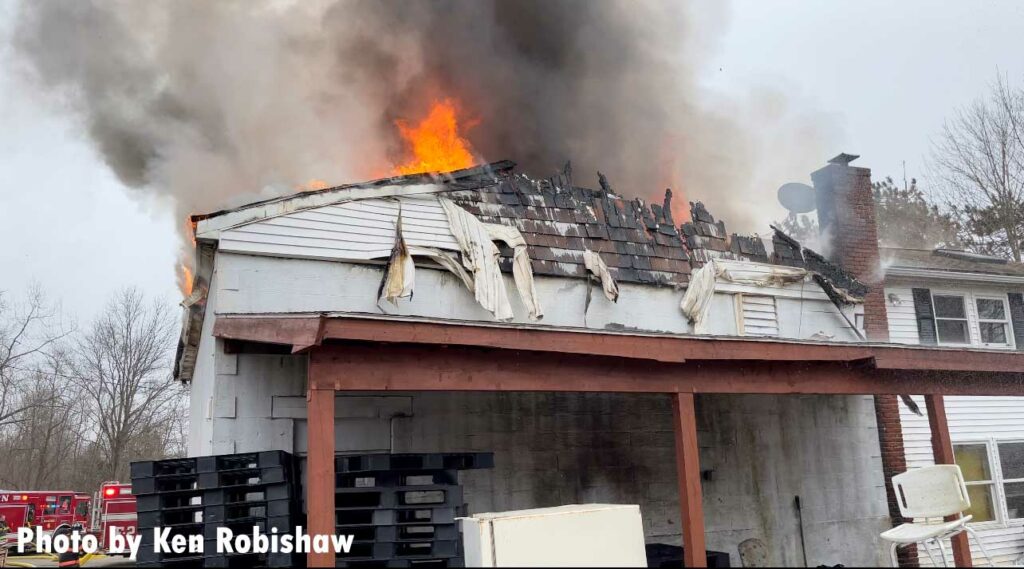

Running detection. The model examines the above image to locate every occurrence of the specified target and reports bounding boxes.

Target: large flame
[179,263,194,297]
[394,99,476,175]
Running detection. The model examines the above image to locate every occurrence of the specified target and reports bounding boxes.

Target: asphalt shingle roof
[881,247,1024,277]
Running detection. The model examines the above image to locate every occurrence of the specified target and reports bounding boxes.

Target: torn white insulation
[439,197,514,320]
[378,211,415,306]
[485,223,544,319]
[407,246,475,291]
[679,260,718,334]
[583,249,619,302]
[681,260,810,333]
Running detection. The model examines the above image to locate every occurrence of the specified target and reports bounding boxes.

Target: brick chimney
[811,153,889,342]
[812,155,916,565]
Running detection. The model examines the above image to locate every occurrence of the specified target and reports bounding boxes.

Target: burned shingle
[441,163,696,286]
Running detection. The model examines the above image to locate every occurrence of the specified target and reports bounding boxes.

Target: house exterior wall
[194,354,892,567]
[901,395,1024,566]
[212,252,863,341]
[885,280,1021,350]
[888,278,1024,565]
[184,250,890,566]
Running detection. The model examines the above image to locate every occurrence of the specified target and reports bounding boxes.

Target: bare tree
[73,288,184,481]
[0,361,86,489]
[0,286,71,428]
[932,75,1024,261]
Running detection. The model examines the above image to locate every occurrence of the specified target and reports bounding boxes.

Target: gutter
[886,266,1024,285]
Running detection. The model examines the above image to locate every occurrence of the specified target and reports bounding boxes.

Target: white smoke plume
[11,0,837,238]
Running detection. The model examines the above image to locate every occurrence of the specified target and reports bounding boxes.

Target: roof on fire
[177,160,868,383]
[193,160,826,289]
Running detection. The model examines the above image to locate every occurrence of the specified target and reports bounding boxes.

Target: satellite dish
[777,182,816,214]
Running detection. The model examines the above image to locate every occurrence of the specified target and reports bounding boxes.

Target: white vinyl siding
[884,285,1016,350]
[901,395,1024,565]
[884,287,921,344]
[738,294,779,337]
[218,196,460,262]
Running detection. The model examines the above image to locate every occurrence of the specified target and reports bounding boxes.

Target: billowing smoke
[11,0,836,238]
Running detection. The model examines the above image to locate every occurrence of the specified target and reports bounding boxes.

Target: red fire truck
[91,481,137,551]
[0,490,91,545]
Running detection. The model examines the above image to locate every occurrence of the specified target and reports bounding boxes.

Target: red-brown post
[307,387,336,567]
[672,393,706,568]
[925,394,972,567]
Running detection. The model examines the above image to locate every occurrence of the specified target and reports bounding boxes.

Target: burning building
[173,152,1024,567]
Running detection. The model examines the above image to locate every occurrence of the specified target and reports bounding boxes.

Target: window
[954,443,997,522]
[954,440,1024,525]
[933,294,970,344]
[1000,442,1024,519]
[976,297,1011,347]
[75,500,89,518]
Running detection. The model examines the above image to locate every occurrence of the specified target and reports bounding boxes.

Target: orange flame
[297,178,330,192]
[179,263,194,297]
[394,99,476,175]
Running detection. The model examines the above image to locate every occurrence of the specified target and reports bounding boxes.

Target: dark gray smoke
[12,0,835,235]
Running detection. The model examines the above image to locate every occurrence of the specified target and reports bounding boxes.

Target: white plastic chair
[880,465,994,567]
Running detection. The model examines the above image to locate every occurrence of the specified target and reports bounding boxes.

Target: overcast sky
[2,1,1024,322]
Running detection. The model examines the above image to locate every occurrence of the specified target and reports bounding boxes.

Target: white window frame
[975,295,1014,349]
[952,438,1024,530]
[995,439,1024,525]
[925,290,1017,350]
[931,292,971,346]
[952,440,1003,529]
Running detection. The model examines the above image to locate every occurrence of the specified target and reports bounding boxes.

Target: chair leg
[964,526,994,567]
[936,537,951,567]
[921,539,940,567]
[888,542,900,568]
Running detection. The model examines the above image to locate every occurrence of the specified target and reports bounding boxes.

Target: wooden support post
[925,394,972,568]
[307,387,336,568]
[672,393,707,568]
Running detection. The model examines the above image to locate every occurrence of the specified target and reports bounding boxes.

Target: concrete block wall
[194,351,890,566]
[387,392,890,567]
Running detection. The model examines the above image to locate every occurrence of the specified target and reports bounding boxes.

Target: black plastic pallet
[335,506,462,527]
[336,470,460,489]
[336,485,462,509]
[335,453,493,474]
[335,559,464,569]
[132,458,201,479]
[342,524,459,543]
[202,551,298,567]
[202,484,294,506]
[137,493,205,513]
[198,450,292,473]
[135,559,204,569]
[335,539,460,561]
[138,508,205,528]
[137,526,205,547]
[134,474,201,495]
[198,466,289,489]
[200,515,295,539]
[205,498,295,523]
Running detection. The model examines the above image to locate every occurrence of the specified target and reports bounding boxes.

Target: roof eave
[886,266,1024,285]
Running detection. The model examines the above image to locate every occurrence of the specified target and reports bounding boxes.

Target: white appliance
[460,504,647,567]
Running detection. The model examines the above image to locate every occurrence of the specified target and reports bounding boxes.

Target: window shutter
[1008,293,1024,351]
[911,288,938,345]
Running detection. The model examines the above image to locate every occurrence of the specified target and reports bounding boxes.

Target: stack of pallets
[132,450,300,568]
[333,453,494,568]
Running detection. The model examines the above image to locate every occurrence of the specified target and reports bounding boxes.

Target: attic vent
[933,249,1008,264]
[738,294,779,337]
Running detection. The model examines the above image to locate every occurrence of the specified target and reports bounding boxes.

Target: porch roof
[212,314,1024,396]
